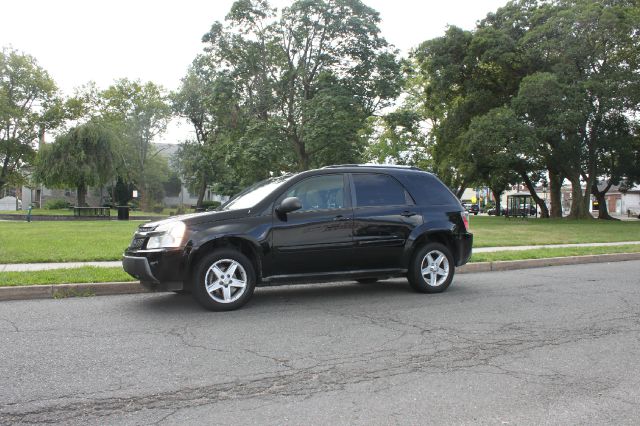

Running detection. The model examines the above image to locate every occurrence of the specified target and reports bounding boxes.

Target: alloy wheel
[204,259,248,303]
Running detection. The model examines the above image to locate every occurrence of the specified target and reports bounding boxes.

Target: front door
[271,174,353,276]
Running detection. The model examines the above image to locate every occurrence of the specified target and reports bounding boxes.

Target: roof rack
[321,164,420,170]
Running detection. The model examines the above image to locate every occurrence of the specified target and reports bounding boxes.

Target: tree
[411,24,519,197]
[172,59,246,205]
[521,0,640,218]
[199,0,403,172]
[363,109,429,168]
[0,47,63,193]
[410,0,640,219]
[101,79,172,210]
[35,120,116,206]
[464,107,546,217]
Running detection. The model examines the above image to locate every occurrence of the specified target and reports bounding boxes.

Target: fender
[401,220,456,267]
[185,220,271,275]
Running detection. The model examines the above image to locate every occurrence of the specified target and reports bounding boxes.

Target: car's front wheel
[408,242,455,293]
[192,249,256,311]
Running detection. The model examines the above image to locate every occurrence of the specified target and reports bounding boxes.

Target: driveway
[1,261,639,424]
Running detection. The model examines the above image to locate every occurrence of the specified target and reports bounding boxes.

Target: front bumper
[122,248,186,291]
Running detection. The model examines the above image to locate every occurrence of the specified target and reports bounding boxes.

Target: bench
[73,207,111,217]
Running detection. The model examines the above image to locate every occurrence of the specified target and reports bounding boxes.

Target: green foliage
[163,172,182,197]
[44,199,70,210]
[363,109,429,168]
[101,79,172,210]
[193,0,403,178]
[407,0,640,217]
[201,200,221,210]
[0,47,63,192]
[35,120,116,206]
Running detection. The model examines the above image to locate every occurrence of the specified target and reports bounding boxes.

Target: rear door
[350,173,423,269]
[270,174,354,276]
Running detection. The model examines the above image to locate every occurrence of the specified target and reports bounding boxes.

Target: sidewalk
[473,240,640,253]
[0,261,121,272]
[1,241,639,272]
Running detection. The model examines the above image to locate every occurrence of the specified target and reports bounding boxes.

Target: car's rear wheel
[408,242,455,293]
[192,249,256,311]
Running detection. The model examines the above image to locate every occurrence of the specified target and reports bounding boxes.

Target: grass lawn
[470,243,640,263]
[0,267,135,287]
[0,221,141,263]
[469,216,640,247]
[0,215,639,264]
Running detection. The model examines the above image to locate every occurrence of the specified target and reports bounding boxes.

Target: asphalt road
[1,261,640,425]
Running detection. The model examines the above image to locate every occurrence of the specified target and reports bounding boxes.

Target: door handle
[333,215,350,221]
[401,211,417,217]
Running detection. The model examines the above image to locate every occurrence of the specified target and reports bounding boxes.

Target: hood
[140,209,251,229]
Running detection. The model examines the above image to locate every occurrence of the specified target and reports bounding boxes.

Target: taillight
[462,211,469,231]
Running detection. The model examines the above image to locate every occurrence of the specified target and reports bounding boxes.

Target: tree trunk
[0,153,10,194]
[196,177,207,208]
[491,188,502,216]
[548,169,563,218]
[138,175,150,212]
[76,181,88,207]
[591,181,618,221]
[519,172,549,218]
[567,175,593,219]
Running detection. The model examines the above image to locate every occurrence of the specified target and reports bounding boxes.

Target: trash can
[117,206,130,220]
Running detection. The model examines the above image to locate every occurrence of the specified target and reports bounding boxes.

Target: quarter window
[353,173,408,207]
[283,174,345,211]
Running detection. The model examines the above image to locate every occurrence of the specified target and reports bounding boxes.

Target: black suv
[123,165,473,310]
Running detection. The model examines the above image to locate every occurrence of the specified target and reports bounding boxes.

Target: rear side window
[353,173,407,207]
[396,172,460,206]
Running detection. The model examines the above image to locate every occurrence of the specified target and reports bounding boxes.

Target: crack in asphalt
[2,311,638,425]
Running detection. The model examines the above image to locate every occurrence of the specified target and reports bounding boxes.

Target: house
[603,185,640,216]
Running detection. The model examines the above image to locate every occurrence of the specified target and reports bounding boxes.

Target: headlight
[146,221,186,249]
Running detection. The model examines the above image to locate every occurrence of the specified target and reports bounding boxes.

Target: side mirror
[277,197,302,214]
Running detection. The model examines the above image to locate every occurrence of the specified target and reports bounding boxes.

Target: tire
[408,242,455,294]
[192,249,256,311]
[356,278,378,284]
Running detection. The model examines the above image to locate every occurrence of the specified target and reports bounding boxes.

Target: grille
[138,226,156,232]
[130,238,146,249]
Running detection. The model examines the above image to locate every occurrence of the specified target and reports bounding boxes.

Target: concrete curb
[457,252,640,274]
[0,282,148,301]
[1,252,640,302]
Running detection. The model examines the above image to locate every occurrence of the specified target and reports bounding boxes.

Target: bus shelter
[505,194,537,218]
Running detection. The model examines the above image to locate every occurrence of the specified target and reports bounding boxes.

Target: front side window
[283,174,345,212]
[353,173,408,207]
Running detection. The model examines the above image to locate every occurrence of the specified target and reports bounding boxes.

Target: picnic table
[73,207,111,217]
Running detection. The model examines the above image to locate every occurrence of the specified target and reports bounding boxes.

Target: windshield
[222,174,293,211]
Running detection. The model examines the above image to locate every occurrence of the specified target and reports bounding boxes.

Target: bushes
[44,199,70,210]
[201,201,221,210]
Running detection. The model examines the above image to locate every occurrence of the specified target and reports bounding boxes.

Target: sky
[1,0,509,142]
